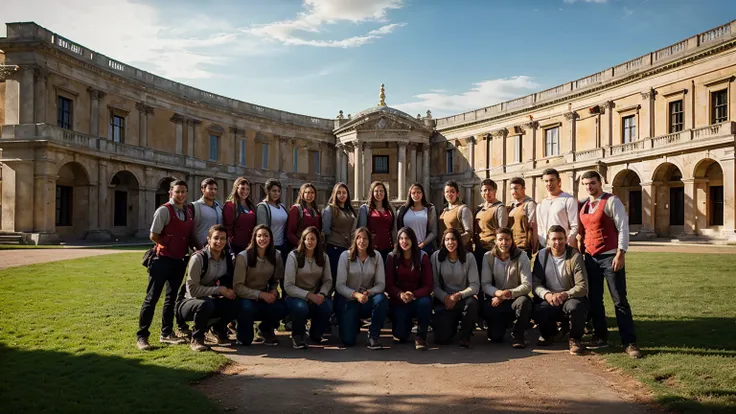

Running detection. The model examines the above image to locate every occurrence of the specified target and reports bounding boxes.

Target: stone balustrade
[575,148,605,161]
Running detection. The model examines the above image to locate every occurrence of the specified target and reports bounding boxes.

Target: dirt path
[0,249,129,270]
[629,243,736,254]
[199,331,657,414]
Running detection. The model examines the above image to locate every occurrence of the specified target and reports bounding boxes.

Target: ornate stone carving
[169,114,185,124]
[426,110,432,120]
[491,128,508,138]
[229,126,244,135]
[337,110,344,120]
[465,136,476,145]
[0,64,19,82]
[208,124,225,134]
[378,83,386,107]
[87,87,107,100]
[564,111,579,121]
[640,88,657,100]
[135,102,154,115]
[187,118,201,126]
[512,125,524,135]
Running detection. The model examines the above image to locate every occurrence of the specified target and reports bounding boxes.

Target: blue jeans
[586,254,636,345]
[326,244,347,286]
[336,294,389,346]
[237,298,286,345]
[390,296,433,342]
[285,296,333,340]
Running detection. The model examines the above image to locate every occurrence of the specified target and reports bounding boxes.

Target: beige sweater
[233,250,284,300]
[283,251,333,300]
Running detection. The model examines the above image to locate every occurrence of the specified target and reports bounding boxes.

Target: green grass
[0,253,227,413]
[0,244,150,250]
[599,252,736,413]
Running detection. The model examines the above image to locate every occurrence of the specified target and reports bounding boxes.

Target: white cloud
[244,0,406,48]
[393,76,541,117]
[0,0,245,79]
[563,0,608,3]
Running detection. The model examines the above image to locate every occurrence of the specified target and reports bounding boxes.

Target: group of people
[136,168,642,359]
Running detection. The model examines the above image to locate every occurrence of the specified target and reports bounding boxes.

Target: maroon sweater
[385,252,433,305]
[286,205,322,247]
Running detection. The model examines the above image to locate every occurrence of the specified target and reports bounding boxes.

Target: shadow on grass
[600,316,736,352]
[0,343,219,413]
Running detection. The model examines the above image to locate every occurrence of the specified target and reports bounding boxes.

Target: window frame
[293,146,299,172]
[261,143,269,170]
[445,149,455,174]
[310,150,320,175]
[373,155,389,174]
[513,134,522,163]
[208,134,219,161]
[109,111,126,143]
[668,100,684,133]
[544,126,560,157]
[712,89,728,124]
[622,115,637,144]
[55,185,73,226]
[57,95,73,130]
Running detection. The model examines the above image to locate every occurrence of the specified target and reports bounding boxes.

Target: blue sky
[2,0,735,118]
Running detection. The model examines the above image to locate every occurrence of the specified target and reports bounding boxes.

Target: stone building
[0,20,734,243]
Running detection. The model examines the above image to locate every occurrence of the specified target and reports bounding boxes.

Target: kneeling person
[177,225,238,352]
[284,226,333,349]
[481,227,532,348]
[234,225,287,346]
[532,225,589,355]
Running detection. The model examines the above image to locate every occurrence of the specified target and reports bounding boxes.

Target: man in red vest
[579,171,641,359]
[137,179,197,351]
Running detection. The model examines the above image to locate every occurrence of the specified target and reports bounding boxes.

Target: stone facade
[0,20,734,243]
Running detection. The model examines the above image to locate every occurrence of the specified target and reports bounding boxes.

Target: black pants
[473,246,488,322]
[433,296,478,344]
[586,254,637,345]
[482,296,532,342]
[137,256,187,339]
[177,296,238,341]
[533,297,588,340]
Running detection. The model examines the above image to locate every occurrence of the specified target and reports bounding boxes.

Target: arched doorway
[109,171,141,237]
[612,169,643,229]
[155,177,178,207]
[694,159,724,234]
[652,162,684,236]
[56,162,91,239]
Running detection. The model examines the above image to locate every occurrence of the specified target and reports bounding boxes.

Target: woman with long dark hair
[284,226,333,349]
[256,179,289,259]
[385,227,433,350]
[396,183,438,255]
[357,181,396,262]
[233,224,286,346]
[431,227,480,348]
[439,180,473,252]
[286,183,322,252]
[223,177,256,255]
[322,182,357,282]
[335,227,388,349]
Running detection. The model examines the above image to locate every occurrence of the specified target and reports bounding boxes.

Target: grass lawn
[0,244,150,250]
[0,252,734,413]
[599,252,736,413]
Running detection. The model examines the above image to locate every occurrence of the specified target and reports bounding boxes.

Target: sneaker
[411,325,433,334]
[205,330,230,345]
[415,337,427,351]
[584,321,594,335]
[569,338,587,356]
[261,331,280,346]
[459,338,472,348]
[625,343,643,359]
[190,338,208,352]
[283,321,293,332]
[136,337,152,351]
[511,336,526,349]
[586,336,609,349]
[367,336,383,350]
[536,336,553,346]
[176,328,192,340]
[310,335,328,344]
[160,334,186,345]
[292,335,308,349]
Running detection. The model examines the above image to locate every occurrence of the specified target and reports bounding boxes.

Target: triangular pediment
[334,107,430,134]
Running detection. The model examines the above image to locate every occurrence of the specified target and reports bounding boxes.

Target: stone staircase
[0,232,23,245]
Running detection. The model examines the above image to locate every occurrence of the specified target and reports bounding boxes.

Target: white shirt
[269,204,288,246]
[544,253,566,293]
[403,208,428,243]
[537,192,579,247]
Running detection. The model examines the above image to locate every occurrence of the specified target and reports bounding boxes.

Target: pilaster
[363,142,373,198]
[136,102,154,148]
[88,87,107,136]
[397,142,407,200]
[170,114,185,155]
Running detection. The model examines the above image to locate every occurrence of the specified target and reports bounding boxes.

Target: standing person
[396,183,438,255]
[474,179,508,264]
[532,225,589,355]
[579,171,641,358]
[322,182,357,283]
[137,179,195,350]
[480,228,532,349]
[256,179,289,259]
[357,181,396,262]
[439,181,473,252]
[537,168,579,248]
[222,177,256,255]
[192,178,223,249]
[284,226,333,349]
[431,228,480,348]
[286,183,322,253]
[507,177,538,258]
[177,225,238,352]
[335,227,388,349]
[385,227,433,350]
[233,225,286,346]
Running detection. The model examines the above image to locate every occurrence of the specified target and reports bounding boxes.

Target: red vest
[155,203,194,260]
[579,193,618,256]
[224,201,256,253]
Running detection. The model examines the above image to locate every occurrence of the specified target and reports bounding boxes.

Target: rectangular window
[57,96,73,130]
[446,149,454,173]
[373,155,389,174]
[209,135,219,161]
[262,144,269,169]
[669,100,684,133]
[544,127,560,156]
[239,140,246,167]
[710,185,724,226]
[513,135,522,163]
[293,146,299,172]
[629,190,643,225]
[311,150,320,175]
[55,185,73,226]
[114,190,128,227]
[622,115,636,143]
[110,113,125,143]
[712,89,728,124]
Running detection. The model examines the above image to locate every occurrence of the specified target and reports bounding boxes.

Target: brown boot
[569,338,587,356]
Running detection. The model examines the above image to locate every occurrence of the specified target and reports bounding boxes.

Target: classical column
[335,143,345,182]
[33,160,55,233]
[681,178,698,236]
[1,64,20,124]
[409,144,417,186]
[483,133,491,178]
[136,185,149,238]
[136,103,154,148]
[398,142,407,199]
[466,137,476,173]
[98,160,109,231]
[363,142,372,197]
[353,141,362,199]
[640,180,658,238]
[278,136,290,172]
[422,144,430,193]
[464,185,473,207]
[19,66,36,124]
[524,121,538,165]
[88,87,106,136]
[600,101,613,148]
[641,89,656,139]
[33,67,48,124]
[170,114,185,155]
[186,119,200,158]
[564,111,579,156]
[721,156,736,241]
[230,126,243,166]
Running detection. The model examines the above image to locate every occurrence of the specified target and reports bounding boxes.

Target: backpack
[192,247,235,289]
